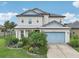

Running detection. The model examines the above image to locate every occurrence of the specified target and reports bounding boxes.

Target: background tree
[4,20,17,38]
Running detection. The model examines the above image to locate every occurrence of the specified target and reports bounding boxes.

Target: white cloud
[22,8,29,11]
[73,1,79,8]
[0,12,18,25]
[0,2,8,6]
[0,12,17,21]
[63,12,79,23]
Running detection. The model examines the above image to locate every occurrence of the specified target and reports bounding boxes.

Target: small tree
[4,20,16,37]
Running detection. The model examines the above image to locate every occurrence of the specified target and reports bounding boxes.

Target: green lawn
[0,35,46,58]
[0,38,35,58]
[0,39,6,47]
[0,48,33,58]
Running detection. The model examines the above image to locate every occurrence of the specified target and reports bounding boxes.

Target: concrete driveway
[47,44,79,58]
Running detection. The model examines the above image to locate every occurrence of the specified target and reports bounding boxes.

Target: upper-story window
[28,19,32,24]
[21,20,24,23]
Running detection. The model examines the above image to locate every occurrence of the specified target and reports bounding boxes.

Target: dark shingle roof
[67,21,79,28]
[43,20,64,27]
[16,8,65,17]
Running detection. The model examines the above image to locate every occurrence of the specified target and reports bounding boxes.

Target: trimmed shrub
[5,37,19,47]
[28,31,48,55]
[29,31,47,47]
[38,46,48,55]
[11,38,19,44]
[22,31,48,55]
[21,37,30,46]
[70,34,79,47]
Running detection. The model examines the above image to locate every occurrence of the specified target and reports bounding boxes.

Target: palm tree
[4,20,16,38]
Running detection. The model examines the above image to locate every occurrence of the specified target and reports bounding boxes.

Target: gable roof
[67,21,79,29]
[16,8,65,17]
[43,20,64,27]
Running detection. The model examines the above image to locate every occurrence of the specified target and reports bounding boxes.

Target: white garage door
[46,32,65,43]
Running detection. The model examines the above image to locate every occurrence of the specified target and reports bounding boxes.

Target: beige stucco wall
[16,15,64,28]
[15,28,70,43]
[43,15,49,24]
[17,17,43,27]
[49,17,64,24]
[71,29,79,37]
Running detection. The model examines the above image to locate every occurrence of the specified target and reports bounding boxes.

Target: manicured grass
[0,39,6,47]
[0,48,33,58]
[0,38,34,58]
[0,35,46,58]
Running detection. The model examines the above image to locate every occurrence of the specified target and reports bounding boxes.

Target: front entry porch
[15,29,40,39]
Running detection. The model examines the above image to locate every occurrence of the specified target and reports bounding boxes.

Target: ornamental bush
[23,30,48,55]
[5,37,19,47]
[28,31,48,55]
[70,34,79,47]
[29,31,47,47]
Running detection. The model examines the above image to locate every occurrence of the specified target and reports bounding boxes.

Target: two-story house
[15,8,70,44]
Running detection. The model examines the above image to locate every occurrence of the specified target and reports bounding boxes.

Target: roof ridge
[43,20,64,27]
[32,8,49,14]
[16,8,65,17]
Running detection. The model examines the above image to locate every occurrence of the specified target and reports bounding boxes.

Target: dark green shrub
[29,31,48,55]
[5,37,19,46]
[70,34,79,47]
[11,38,19,44]
[38,46,48,55]
[21,37,30,46]
[22,31,48,55]
[29,31,47,47]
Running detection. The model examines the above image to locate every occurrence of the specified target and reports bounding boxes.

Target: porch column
[19,30,21,40]
[24,29,26,37]
[26,30,28,37]
[15,30,18,38]
[24,30,28,37]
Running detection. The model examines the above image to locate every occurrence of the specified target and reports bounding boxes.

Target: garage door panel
[46,32,65,43]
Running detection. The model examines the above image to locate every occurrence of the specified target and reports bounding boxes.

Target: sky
[0,1,79,25]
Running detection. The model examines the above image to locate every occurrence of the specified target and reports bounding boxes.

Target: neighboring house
[15,8,70,44]
[66,21,79,37]
[0,25,4,32]
[0,25,5,36]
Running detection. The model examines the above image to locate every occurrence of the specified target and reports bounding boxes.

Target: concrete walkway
[47,44,79,58]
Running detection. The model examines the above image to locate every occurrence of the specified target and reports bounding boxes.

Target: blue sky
[0,1,79,25]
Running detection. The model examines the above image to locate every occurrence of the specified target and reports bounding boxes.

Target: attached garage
[41,27,70,44]
[15,20,70,43]
[46,32,65,44]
